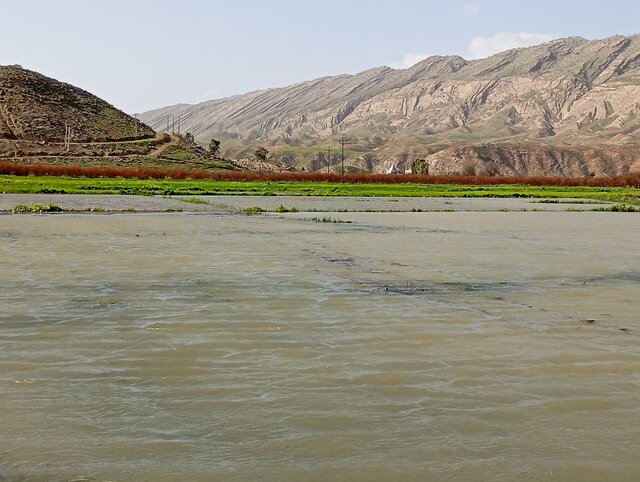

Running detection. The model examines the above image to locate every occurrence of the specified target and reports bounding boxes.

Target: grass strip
[1,175,639,204]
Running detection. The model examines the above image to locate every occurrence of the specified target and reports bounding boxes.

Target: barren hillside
[0,65,154,142]
[141,35,640,176]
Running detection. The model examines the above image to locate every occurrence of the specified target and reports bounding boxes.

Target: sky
[2,0,639,114]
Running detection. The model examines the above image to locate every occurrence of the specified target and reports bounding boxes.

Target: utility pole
[134,114,138,137]
[64,122,71,152]
[166,115,170,133]
[340,136,348,177]
[327,146,331,173]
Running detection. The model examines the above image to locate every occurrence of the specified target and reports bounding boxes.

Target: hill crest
[0,65,154,142]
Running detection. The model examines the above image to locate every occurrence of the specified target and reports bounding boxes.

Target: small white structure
[386,164,401,174]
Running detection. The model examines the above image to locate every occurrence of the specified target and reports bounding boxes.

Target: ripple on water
[0,211,639,481]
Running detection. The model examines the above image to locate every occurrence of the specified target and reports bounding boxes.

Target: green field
[1,174,639,204]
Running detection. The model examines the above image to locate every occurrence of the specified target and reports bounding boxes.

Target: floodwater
[1,203,639,481]
[0,193,610,214]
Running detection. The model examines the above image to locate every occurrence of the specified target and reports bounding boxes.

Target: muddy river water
[1,197,639,481]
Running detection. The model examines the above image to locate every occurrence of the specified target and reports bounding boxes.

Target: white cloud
[467,32,559,60]
[388,52,432,69]
[463,4,480,16]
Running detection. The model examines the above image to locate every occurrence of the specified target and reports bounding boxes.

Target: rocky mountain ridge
[141,34,640,176]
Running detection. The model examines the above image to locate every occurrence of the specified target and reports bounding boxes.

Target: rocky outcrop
[140,35,640,176]
[413,143,639,177]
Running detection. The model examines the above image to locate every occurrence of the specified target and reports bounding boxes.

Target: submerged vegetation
[594,204,638,212]
[12,203,64,213]
[242,206,265,215]
[309,216,352,224]
[181,197,210,205]
[275,204,299,213]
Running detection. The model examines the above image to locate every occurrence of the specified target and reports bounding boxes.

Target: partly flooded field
[0,193,612,214]
[1,197,639,481]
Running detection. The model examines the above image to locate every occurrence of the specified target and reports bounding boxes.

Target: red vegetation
[1,161,639,188]
[0,162,210,180]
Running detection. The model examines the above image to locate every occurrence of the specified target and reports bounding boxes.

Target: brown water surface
[1,208,639,481]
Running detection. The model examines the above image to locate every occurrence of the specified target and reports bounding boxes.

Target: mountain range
[140,34,640,176]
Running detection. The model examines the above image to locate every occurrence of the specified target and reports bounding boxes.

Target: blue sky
[2,0,638,114]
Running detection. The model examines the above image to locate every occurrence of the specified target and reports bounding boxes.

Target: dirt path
[148,136,178,157]
[0,133,173,160]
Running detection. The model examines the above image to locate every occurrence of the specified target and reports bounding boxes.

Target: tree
[462,160,477,176]
[363,153,376,172]
[255,147,269,162]
[412,158,430,175]
[184,133,195,145]
[209,138,221,156]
